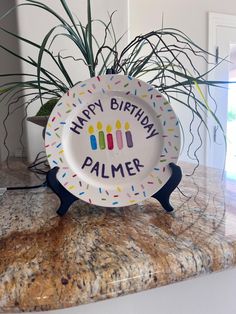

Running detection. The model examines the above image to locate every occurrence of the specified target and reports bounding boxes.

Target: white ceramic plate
[45,75,181,207]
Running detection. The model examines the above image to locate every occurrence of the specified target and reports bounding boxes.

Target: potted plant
[0,0,228,171]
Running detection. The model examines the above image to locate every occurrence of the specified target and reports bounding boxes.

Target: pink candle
[106,125,114,150]
[116,120,123,150]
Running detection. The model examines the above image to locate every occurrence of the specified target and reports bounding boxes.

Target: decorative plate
[45,75,181,207]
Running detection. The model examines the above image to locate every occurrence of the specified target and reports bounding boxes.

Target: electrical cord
[0,181,47,196]
[7,181,47,190]
[0,152,49,197]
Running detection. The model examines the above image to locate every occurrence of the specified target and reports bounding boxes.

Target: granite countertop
[0,161,236,312]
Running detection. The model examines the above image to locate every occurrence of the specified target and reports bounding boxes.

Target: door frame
[207,13,236,168]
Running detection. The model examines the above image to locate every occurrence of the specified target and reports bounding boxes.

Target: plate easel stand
[46,163,182,216]
[46,69,182,216]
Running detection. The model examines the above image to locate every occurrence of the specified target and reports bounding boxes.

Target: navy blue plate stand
[46,163,182,217]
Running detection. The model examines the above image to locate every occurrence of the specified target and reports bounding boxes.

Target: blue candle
[88,125,97,150]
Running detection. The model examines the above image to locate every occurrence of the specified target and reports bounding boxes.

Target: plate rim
[45,74,181,207]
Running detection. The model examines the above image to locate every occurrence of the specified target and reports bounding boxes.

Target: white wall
[128,0,236,165]
[0,0,26,161]
[15,0,128,162]
[0,1,128,162]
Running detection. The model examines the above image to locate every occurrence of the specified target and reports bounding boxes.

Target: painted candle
[106,125,114,150]
[97,122,106,150]
[116,120,123,150]
[88,125,97,150]
[125,122,133,148]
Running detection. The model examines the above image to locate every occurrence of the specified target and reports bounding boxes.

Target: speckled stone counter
[0,161,236,312]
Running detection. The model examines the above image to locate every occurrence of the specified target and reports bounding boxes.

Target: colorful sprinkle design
[45,75,181,207]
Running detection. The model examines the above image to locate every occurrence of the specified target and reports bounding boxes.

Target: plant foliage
[0,0,231,171]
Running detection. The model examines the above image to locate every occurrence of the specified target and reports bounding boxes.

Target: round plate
[45,75,181,207]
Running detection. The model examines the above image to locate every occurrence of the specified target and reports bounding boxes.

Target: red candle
[106,125,114,150]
